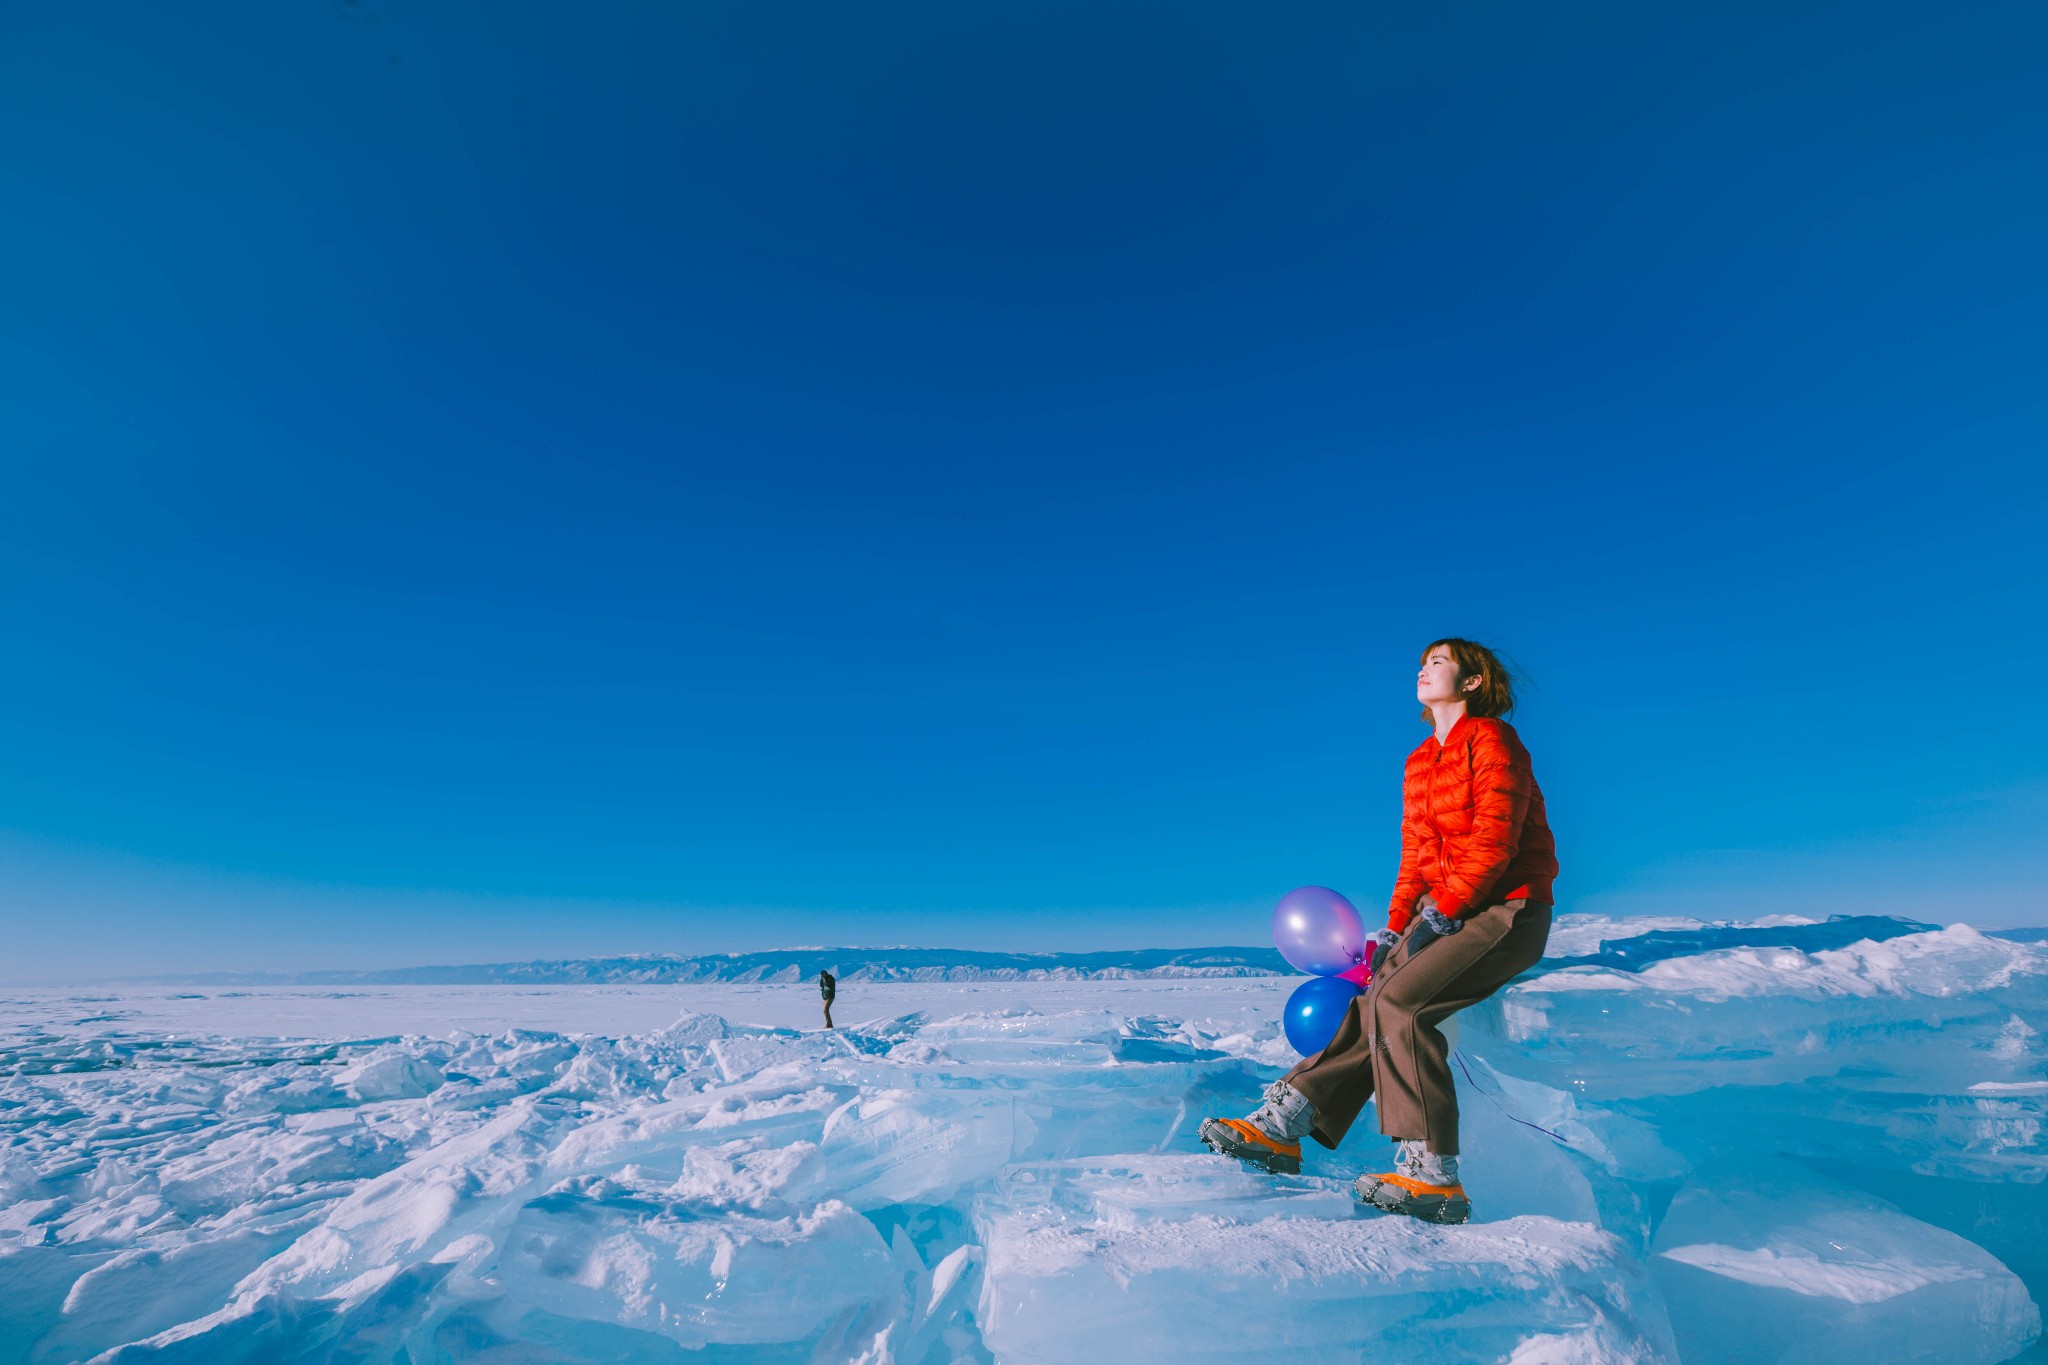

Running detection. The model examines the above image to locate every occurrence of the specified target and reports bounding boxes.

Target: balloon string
[1452,1050,1570,1144]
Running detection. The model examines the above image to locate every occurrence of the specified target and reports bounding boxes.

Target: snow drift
[2,914,2043,1363]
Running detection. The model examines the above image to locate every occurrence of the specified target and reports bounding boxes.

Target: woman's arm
[1387,761,1428,933]
[1434,724,1531,919]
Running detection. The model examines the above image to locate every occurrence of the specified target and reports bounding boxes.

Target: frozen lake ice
[3,916,2045,1363]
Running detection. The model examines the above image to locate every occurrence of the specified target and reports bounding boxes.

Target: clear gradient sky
[4,1,2045,981]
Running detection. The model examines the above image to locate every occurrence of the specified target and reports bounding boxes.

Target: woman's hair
[1419,638,1517,721]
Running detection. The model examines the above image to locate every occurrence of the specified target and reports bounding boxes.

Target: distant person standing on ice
[819,969,836,1029]
[1200,638,1558,1224]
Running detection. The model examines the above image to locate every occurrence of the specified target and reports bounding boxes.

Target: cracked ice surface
[1,917,2045,1363]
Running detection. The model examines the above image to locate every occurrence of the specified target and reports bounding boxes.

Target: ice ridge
[2,916,2044,1362]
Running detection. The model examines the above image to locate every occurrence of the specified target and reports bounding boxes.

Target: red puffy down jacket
[1387,714,1557,931]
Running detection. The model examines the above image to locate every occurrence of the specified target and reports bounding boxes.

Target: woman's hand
[1419,902,1464,938]
[1402,903,1463,960]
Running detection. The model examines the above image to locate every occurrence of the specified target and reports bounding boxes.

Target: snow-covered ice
[2,916,2044,1362]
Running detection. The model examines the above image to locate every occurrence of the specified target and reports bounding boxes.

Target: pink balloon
[1336,960,1373,987]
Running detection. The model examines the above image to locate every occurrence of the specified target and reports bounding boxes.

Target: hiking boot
[1355,1140,1471,1224]
[1197,1080,1315,1175]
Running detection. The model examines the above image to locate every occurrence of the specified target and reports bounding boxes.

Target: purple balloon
[1272,885,1367,977]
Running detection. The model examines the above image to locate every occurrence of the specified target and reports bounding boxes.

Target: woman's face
[1416,647,1478,707]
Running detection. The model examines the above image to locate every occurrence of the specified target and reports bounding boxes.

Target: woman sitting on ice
[1200,638,1558,1225]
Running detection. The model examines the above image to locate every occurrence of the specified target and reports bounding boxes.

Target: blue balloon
[1283,975,1363,1057]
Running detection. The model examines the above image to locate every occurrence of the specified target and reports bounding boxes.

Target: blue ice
[0,916,2042,1362]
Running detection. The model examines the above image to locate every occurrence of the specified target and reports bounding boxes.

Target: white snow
[2,916,2044,1362]
[1657,1239,1980,1305]
[1650,1169,2040,1364]
[0,976,1296,1040]
[1522,924,2044,1000]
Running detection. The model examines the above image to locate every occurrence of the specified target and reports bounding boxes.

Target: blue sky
[3,1,2045,981]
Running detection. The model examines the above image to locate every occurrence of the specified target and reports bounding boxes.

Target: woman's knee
[1369,992,1423,1037]
[1371,969,1439,1018]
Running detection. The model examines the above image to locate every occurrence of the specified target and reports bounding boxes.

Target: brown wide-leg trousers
[1284,894,1552,1156]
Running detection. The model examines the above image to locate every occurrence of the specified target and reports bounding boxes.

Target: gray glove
[1368,928,1400,969]
[1418,902,1464,938]
[1403,902,1463,960]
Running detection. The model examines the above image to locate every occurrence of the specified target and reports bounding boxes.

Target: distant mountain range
[129,916,2044,987]
[143,946,1295,986]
